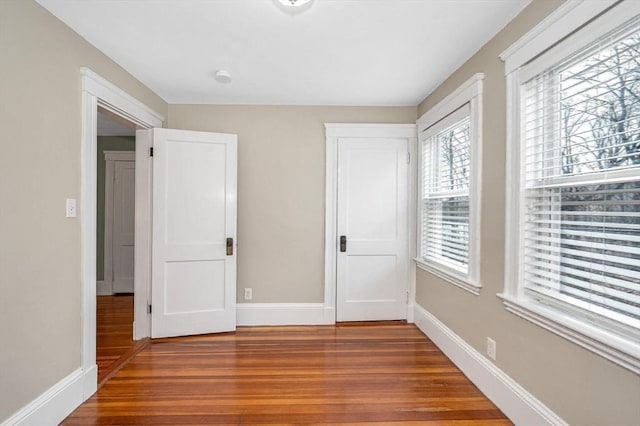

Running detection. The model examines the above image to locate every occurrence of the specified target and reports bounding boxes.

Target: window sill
[498,293,640,375]
[414,259,481,296]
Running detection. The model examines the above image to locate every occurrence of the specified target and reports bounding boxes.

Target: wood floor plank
[65,323,510,425]
[97,295,138,385]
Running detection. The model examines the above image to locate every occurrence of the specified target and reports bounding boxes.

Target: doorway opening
[95,108,143,385]
[81,68,164,400]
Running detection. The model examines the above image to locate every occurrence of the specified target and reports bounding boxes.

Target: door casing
[81,68,164,399]
[324,124,417,324]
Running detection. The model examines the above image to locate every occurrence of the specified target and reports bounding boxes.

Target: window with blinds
[421,106,471,274]
[520,21,640,328]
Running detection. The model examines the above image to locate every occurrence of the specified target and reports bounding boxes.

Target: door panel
[113,160,135,293]
[151,128,237,338]
[346,255,397,301]
[165,141,227,244]
[345,147,399,241]
[164,260,226,313]
[336,138,409,322]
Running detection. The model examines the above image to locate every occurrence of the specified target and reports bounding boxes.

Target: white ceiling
[36,0,529,106]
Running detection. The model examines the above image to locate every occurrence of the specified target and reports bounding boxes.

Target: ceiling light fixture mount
[274,0,314,13]
[214,70,232,84]
[278,0,312,6]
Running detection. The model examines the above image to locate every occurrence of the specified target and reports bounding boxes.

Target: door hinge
[406,291,410,304]
[407,152,411,164]
[149,147,154,157]
[148,304,152,314]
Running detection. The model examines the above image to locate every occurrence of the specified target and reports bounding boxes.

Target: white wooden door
[112,160,136,293]
[336,138,409,321]
[150,128,237,338]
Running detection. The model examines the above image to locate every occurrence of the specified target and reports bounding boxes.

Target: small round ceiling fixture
[274,0,314,13]
[278,0,312,7]
[214,70,232,84]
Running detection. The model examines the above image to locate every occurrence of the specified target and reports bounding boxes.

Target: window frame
[502,0,640,374]
[416,73,483,295]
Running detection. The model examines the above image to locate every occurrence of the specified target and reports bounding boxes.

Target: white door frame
[80,68,164,399]
[102,151,136,295]
[324,123,417,323]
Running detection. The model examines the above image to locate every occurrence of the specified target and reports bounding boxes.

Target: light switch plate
[66,198,77,218]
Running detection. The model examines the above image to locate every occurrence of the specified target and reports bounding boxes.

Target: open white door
[149,128,237,338]
[336,137,409,321]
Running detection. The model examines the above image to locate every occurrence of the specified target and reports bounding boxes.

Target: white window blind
[521,21,640,327]
[421,105,471,274]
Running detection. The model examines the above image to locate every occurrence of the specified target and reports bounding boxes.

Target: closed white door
[150,128,237,338]
[112,160,136,293]
[336,138,409,322]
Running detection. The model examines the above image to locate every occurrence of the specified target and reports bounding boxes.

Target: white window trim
[499,0,618,75]
[416,73,483,295]
[415,260,480,296]
[502,1,640,374]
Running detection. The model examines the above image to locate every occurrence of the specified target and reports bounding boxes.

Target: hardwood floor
[97,295,146,386]
[66,323,510,425]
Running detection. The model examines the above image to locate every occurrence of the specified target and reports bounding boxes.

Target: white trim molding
[499,0,618,75]
[237,303,334,326]
[81,68,164,128]
[80,68,163,408]
[0,368,84,426]
[498,294,640,375]
[324,123,417,323]
[325,123,417,139]
[413,304,567,426]
[417,73,484,133]
[415,259,480,296]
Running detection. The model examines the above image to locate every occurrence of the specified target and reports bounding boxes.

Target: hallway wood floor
[65,323,510,425]
[97,295,146,385]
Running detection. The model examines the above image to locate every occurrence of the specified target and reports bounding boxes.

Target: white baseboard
[237,303,335,326]
[82,364,97,400]
[96,280,113,296]
[1,368,85,426]
[406,301,415,323]
[413,304,567,426]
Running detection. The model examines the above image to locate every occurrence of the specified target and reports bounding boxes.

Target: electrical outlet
[244,288,252,301]
[486,337,497,361]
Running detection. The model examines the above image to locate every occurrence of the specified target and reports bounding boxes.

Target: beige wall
[415,1,640,425]
[0,0,167,420]
[3,0,638,424]
[169,105,416,303]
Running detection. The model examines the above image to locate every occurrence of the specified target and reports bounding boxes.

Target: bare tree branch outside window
[528,30,640,321]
